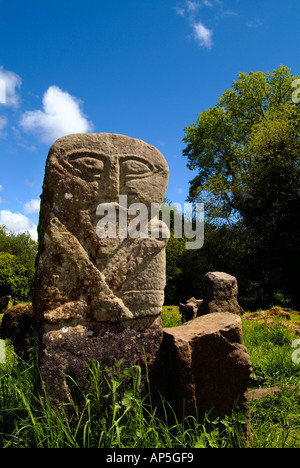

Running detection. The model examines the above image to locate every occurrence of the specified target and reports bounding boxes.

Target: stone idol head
[44,133,168,207]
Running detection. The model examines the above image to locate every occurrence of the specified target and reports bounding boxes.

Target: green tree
[0,226,37,301]
[182,65,300,307]
[165,235,186,304]
[0,252,31,300]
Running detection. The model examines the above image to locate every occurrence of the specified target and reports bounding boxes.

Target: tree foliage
[177,65,300,308]
[183,65,300,220]
[0,252,31,300]
[0,226,37,301]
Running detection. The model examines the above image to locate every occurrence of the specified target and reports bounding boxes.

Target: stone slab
[162,312,252,423]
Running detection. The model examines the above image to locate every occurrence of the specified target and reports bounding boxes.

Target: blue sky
[0,0,299,240]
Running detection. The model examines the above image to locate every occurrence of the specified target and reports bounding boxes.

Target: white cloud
[18,142,37,152]
[0,210,37,241]
[0,66,22,107]
[176,1,214,49]
[247,19,263,28]
[176,1,200,17]
[186,1,200,12]
[24,199,40,214]
[20,85,93,144]
[176,6,185,16]
[193,21,213,49]
[0,116,8,136]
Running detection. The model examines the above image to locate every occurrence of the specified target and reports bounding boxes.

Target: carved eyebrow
[66,151,107,161]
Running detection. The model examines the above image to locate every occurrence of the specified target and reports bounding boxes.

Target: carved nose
[103,159,119,202]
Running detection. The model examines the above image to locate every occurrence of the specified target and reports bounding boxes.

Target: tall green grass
[243,320,300,388]
[0,348,246,448]
[243,319,300,447]
[0,308,299,448]
[162,306,300,447]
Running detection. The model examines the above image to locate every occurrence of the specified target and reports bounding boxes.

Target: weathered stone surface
[33,133,170,402]
[33,133,169,325]
[179,297,203,322]
[0,296,11,313]
[162,313,252,423]
[197,272,243,316]
[0,303,33,358]
[38,317,163,406]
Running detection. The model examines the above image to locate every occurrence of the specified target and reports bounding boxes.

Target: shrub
[0,252,31,301]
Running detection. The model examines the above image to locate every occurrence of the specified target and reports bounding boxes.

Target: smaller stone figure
[197,271,244,316]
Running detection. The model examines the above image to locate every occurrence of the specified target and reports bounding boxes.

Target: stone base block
[38,317,163,406]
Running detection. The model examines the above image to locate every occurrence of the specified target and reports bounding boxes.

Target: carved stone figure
[197,271,244,316]
[33,133,169,404]
[179,297,203,322]
[32,134,251,425]
[34,133,169,323]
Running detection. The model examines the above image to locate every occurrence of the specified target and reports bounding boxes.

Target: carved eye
[121,159,152,179]
[68,155,104,177]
